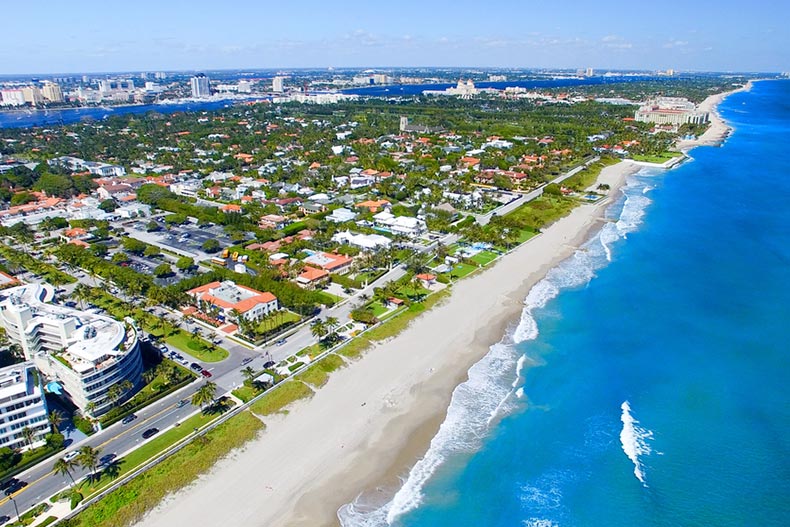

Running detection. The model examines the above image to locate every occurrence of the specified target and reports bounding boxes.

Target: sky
[1,0,787,74]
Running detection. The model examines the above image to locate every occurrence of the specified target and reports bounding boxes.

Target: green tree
[77,445,101,481]
[90,243,108,258]
[202,239,220,253]
[175,256,195,271]
[20,426,35,447]
[191,381,217,411]
[53,456,78,488]
[98,199,117,212]
[144,245,160,258]
[241,366,256,384]
[121,237,147,255]
[48,410,65,434]
[153,263,172,277]
[310,320,327,341]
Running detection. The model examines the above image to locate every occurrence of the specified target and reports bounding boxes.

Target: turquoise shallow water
[339,79,790,527]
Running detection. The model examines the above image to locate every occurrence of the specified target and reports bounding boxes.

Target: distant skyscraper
[585,67,594,77]
[191,74,211,98]
[41,82,64,103]
[21,86,44,106]
[272,76,285,93]
[238,80,252,93]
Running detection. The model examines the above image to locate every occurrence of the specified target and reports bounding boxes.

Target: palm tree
[324,316,339,338]
[77,445,101,481]
[142,368,157,385]
[53,457,77,488]
[84,402,96,418]
[20,427,35,448]
[310,320,327,341]
[191,381,217,412]
[72,284,90,310]
[165,365,181,385]
[48,410,64,434]
[119,380,133,396]
[241,366,256,384]
[106,384,122,407]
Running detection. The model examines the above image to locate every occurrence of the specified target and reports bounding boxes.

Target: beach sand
[676,81,753,151]
[134,160,641,527]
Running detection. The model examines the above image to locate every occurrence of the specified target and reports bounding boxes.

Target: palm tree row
[53,445,104,488]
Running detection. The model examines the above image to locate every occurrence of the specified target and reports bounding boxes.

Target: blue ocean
[340,79,790,526]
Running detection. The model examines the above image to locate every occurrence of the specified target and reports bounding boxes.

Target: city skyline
[1,0,787,75]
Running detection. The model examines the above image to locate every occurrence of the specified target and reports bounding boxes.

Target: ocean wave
[619,401,654,487]
[339,170,656,526]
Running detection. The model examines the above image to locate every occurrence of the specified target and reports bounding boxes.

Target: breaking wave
[338,171,657,526]
[619,401,654,487]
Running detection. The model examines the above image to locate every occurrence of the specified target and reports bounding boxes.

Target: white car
[63,451,78,462]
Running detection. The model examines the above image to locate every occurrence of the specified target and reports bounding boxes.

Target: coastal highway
[0,262,410,519]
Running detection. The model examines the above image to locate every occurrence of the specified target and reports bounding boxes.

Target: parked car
[201,369,213,378]
[190,362,203,372]
[0,514,11,524]
[263,361,275,369]
[142,428,159,439]
[122,414,138,425]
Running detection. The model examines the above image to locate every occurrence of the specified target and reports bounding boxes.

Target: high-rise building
[41,82,64,103]
[238,80,252,93]
[21,86,44,106]
[585,67,595,77]
[0,361,50,451]
[0,283,143,417]
[190,74,211,98]
[0,89,26,107]
[272,76,285,93]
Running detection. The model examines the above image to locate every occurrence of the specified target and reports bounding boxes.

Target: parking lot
[124,219,239,261]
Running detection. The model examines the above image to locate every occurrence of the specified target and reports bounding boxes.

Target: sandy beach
[134,160,640,527]
[676,80,753,151]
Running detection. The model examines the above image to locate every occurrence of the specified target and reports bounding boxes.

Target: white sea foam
[339,171,656,527]
[524,519,560,527]
[619,401,654,487]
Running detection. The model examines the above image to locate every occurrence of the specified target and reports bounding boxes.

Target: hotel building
[635,97,709,126]
[0,283,143,416]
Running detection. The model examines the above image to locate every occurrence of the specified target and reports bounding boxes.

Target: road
[0,258,410,519]
[475,156,601,226]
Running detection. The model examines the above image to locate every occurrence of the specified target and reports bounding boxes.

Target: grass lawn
[294,354,345,388]
[515,229,537,244]
[165,330,228,362]
[256,310,300,334]
[231,384,260,403]
[367,300,390,317]
[296,343,323,357]
[249,381,313,416]
[630,151,679,163]
[560,157,619,191]
[470,250,499,266]
[447,262,478,279]
[69,411,263,527]
[396,283,431,298]
[79,409,227,499]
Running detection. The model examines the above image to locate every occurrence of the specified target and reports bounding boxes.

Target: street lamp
[4,490,19,523]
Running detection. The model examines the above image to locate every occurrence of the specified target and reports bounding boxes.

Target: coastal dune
[135,160,641,527]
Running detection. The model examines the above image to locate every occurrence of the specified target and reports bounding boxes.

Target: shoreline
[676,80,754,152]
[134,160,641,527]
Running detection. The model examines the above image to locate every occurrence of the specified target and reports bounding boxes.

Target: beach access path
[135,159,640,527]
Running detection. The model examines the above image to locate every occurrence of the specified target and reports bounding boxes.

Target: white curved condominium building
[0,283,143,416]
